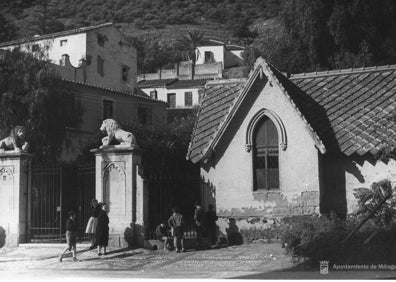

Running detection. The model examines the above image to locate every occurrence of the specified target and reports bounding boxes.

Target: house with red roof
[187,57,396,233]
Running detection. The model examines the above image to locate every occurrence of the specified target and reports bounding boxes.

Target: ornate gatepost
[91,119,148,248]
[0,152,32,247]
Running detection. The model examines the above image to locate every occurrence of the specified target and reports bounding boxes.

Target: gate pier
[91,147,148,248]
[0,152,31,247]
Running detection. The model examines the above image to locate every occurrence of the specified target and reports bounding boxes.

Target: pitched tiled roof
[289,65,396,156]
[138,79,178,88]
[187,57,396,163]
[0,22,114,48]
[167,79,209,89]
[226,44,244,51]
[187,79,246,163]
[62,79,166,105]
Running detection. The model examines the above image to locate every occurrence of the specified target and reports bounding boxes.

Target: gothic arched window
[253,116,279,191]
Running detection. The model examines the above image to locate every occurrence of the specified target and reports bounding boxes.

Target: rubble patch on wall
[219,190,319,218]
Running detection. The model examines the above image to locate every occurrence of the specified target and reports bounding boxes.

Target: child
[59,210,78,262]
[95,202,109,256]
[167,207,185,253]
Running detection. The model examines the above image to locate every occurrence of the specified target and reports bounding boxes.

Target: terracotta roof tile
[290,65,396,156]
[187,58,396,163]
[138,79,178,88]
[187,80,245,163]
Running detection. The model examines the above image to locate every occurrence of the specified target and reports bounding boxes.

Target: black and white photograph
[1,0,396,280]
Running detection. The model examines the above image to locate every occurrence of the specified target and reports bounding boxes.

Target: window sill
[252,190,281,195]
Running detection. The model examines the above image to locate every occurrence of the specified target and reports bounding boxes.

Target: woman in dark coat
[95,202,109,255]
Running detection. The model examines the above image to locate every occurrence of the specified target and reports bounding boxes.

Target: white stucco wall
[0,34,87,66]
[224,50,244,68]
[86,26,137,92]
[140,86,200,108]
[196,45,225,69]
[202,79,321,219]
[165,88,200,108]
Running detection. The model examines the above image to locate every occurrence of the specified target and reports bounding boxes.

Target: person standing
[85,198,100,249]
[59,210,78,262]
[95,202,109,256]
[206,204,218,247]
[168,207,185,253]
[194,202,206,249]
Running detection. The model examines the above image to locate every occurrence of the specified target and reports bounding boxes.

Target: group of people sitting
[155,203,218,252]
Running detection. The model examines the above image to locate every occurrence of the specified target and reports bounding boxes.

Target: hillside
[3,0,396,74]
[0,0,280,39]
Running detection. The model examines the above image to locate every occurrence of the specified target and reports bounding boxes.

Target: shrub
[281,214,350,263]
[354,179,396,228]
[240,227,277,243]
[280,213,396,265]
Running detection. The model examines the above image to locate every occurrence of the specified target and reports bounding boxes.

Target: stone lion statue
[99,119,138,149]
[0,126,29,153]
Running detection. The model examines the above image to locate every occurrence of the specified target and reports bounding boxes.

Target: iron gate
[146,168,201,232]
[30,163,95,243]
[30,165,63,242]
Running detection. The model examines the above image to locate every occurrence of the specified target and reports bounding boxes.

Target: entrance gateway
[30,163,95,243]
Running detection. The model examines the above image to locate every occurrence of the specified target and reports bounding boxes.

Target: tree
[122,108,198,175]
[125,36,181,74]
[0,49,82,162]
[177,30,205,79]
[0,15,17,43]
[279,0,334,72]
[25,0,64,35]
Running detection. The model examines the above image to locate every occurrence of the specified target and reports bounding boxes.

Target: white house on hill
[138,78,207,109]
[0,22,137,93]
[195,39,244,70]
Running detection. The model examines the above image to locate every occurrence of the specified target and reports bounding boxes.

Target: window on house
[150,90,158,100]
[184,91,193,107]
[137,108,152,125]
[32,44,39,52]
[97,55,104,76]
[97,34,105,47]
[121,66,129,82]
[60,39,67,46]
[204,51,215,63]
[103,99,114,120]
[167,93,176,108]
[253,116,279,191]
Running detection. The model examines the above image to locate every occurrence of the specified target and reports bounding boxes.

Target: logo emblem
[320,261,329,274]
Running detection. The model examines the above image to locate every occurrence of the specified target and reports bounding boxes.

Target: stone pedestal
[0,152,31,247]
[91,147,148,248]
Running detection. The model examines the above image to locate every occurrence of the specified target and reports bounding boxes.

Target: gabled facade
[0,23,137,93]
[187,57,396,234]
